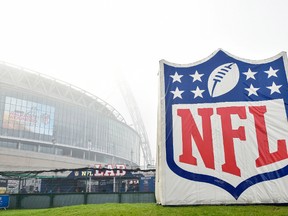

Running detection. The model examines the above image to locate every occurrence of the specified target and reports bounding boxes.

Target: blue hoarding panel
[0,195,9,209]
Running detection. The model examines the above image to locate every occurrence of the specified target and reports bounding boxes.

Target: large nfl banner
[156,49,288,205]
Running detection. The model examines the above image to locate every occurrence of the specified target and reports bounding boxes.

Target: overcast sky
[0,0,287,161]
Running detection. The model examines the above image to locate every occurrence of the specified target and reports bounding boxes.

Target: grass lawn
[1,203,288,216]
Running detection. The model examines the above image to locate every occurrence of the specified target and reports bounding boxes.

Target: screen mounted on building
[2,97,55,135]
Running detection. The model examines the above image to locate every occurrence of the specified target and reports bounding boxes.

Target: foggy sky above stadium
[0,0,288,161]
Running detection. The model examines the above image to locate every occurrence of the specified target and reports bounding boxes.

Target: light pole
[112,143,116,192]
[88,140,92,161]
[87,140,92,193]
[130,149,134,168]
[52,138,56,155]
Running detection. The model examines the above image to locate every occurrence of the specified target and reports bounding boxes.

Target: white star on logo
[170,87,184,99]
[191,86,205,98]
[190,70,204,82]
[267,82,282,95]
[245,84,260,96]
[170,72,183,83]
[264,66,279,78]
[243,68,257,80]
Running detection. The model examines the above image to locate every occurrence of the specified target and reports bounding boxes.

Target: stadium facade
[0,62,140,171]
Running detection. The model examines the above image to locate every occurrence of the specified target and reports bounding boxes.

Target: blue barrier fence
[7,192,156,209]
[0,195,9,209]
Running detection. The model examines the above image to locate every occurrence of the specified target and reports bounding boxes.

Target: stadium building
[0,62,141,171]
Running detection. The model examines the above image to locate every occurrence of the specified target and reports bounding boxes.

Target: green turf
[1,203,288,216]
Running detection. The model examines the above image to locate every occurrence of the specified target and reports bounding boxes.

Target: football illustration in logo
[208,63,240,97]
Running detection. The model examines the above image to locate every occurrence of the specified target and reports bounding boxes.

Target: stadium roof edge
[0,60,127,124]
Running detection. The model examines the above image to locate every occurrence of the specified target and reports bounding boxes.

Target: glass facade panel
[0,84,140,165]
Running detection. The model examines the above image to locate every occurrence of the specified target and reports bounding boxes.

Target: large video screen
[2,97,55,135]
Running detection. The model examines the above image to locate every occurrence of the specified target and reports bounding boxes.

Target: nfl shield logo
[156,49,288,205]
